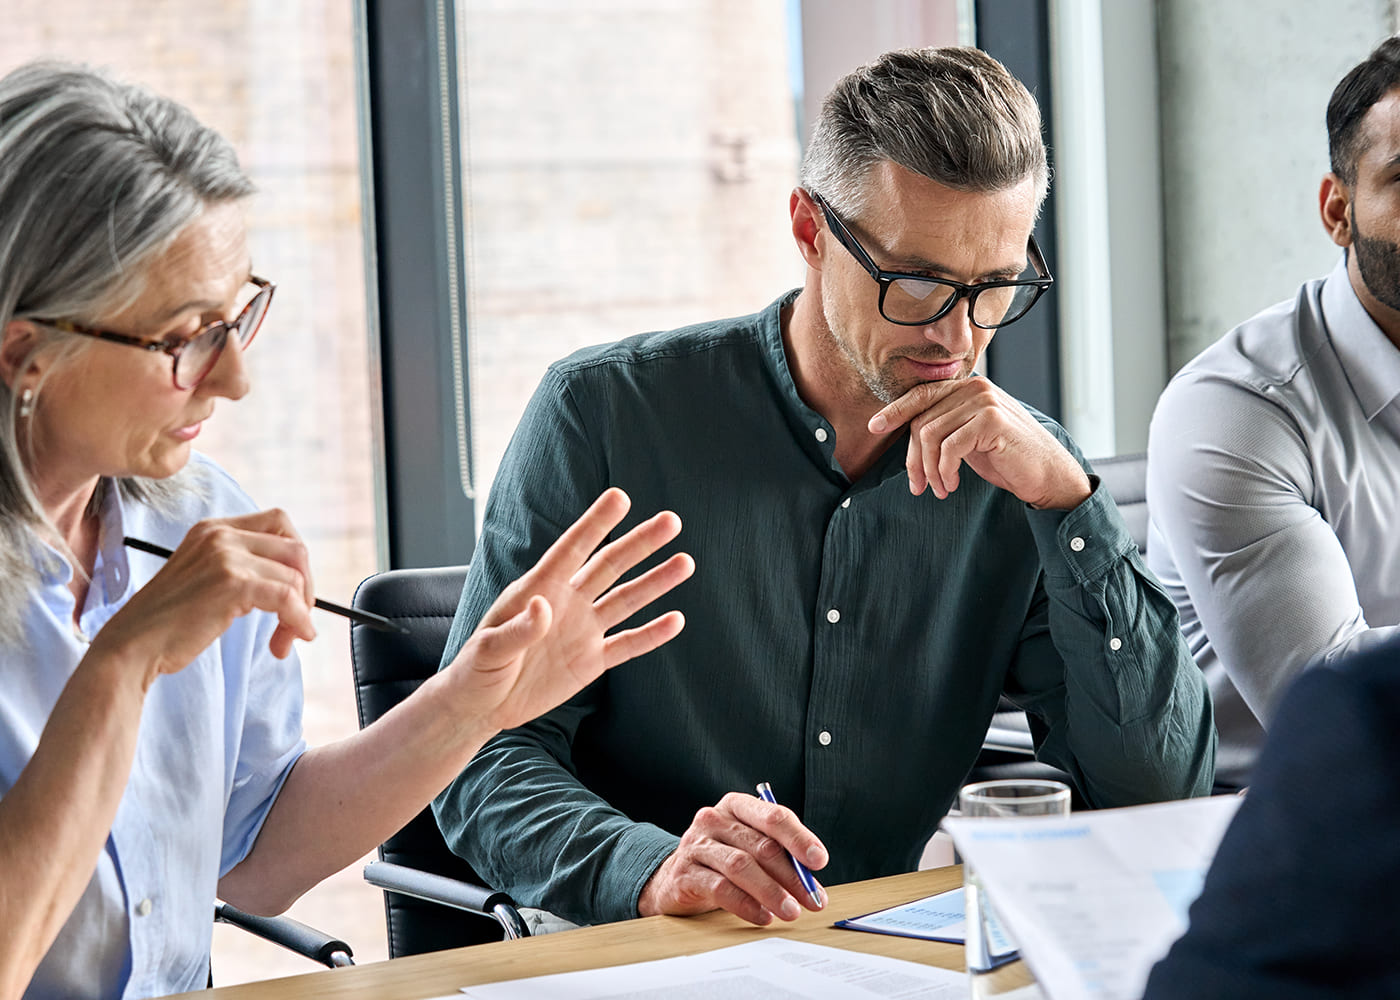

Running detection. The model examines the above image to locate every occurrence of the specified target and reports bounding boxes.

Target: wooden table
[177,867,984,999]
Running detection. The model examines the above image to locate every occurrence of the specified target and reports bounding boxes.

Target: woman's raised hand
[446,488,693,732]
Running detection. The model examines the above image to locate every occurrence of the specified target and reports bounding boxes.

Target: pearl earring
[18,388,32,419]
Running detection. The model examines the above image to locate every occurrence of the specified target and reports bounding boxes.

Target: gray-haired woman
[0,62,693,999]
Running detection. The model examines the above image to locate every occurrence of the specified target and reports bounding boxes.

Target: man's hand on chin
[868,376,1091,509]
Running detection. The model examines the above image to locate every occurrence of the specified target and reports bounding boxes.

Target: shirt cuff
[1025,475,1138,585]
[594,823,681,924]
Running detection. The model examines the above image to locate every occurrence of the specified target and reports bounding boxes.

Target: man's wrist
[1028,470,1094,511]
[636,858,670,916]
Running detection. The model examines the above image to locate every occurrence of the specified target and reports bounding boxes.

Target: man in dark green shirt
[433,45,1215,929]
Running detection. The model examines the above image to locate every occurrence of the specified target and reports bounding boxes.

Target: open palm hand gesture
[445,488,693,732]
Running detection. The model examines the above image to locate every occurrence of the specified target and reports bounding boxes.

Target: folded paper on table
[942,795,1242,1000]
[835,886,1019,964]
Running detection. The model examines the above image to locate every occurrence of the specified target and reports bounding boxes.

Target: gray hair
[800,46,1049,219]
[0,61,253,646]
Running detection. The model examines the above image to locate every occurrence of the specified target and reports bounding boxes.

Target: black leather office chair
[966,453,1150,796]
[349,565,528,958]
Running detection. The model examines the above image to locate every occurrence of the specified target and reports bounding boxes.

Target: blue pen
[755,781,824,907]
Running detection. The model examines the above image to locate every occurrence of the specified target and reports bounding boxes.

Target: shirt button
[826,608,840,624]
[841,498,851,508]
[1109,637,1123,651]
[814,427,829,443]
[818,731,833,746]
[136,898,153,917]
[1069,536,1085,552]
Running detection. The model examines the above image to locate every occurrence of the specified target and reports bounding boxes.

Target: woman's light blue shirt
[0,454,306,999]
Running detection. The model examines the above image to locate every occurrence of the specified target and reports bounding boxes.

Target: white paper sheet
[457,937,967,999]
[942,795,1241,1000]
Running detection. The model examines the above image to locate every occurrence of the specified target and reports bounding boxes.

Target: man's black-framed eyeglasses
[31,275,275,390]
[809,190,1053,330]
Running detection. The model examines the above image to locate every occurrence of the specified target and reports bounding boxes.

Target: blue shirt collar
[33,481,134,592]
[32,481,139,638]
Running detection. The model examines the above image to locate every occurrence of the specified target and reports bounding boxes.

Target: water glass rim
[959,778,1072,807]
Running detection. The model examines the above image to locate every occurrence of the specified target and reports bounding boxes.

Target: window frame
[357,0,477,569]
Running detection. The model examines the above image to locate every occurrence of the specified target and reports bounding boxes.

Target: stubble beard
[820,293,967,405]
[1352,210,1400,314]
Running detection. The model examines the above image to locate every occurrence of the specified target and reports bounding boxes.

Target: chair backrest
[1090,452,1148,555]
[350,564,505,957]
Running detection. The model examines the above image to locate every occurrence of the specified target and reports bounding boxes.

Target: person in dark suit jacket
[1142,632,1400,998]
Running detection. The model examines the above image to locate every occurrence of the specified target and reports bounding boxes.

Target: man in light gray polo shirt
[1147,36,1400,790]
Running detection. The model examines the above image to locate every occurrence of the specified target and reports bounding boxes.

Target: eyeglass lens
[884,274,1040,328]
[173,283,271,389]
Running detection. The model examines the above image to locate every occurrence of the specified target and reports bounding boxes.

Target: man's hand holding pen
[637,790,829,926]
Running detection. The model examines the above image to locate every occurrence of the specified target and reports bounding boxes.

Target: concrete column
[1157,0,1392,371]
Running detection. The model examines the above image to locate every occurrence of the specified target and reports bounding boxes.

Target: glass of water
[959,778,1071,997]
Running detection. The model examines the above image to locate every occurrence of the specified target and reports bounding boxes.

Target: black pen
[123,536,409,635]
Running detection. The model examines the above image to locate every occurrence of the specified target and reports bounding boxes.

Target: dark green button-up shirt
[433,291,1215,926]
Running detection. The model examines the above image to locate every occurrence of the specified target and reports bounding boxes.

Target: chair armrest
[214,901,354,967]
[364,860,531,940]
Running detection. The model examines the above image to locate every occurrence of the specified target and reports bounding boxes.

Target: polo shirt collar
[1323,252,1400,421]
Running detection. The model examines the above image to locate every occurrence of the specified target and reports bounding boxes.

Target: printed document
[942,795,1241,1000]
[456,937,967,999]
